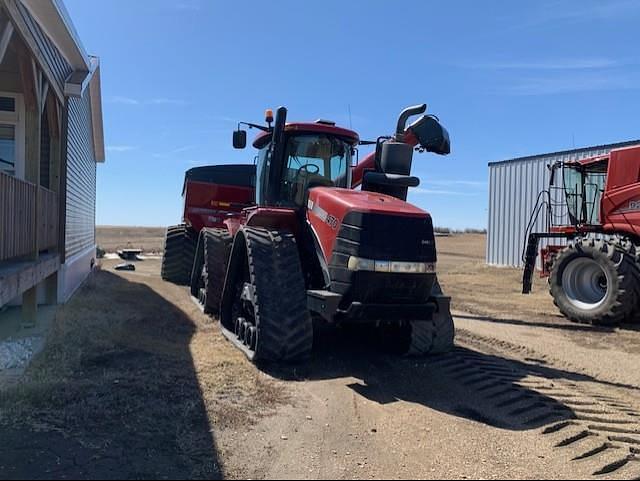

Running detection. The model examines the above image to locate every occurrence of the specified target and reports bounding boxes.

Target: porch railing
[0,172,59,262]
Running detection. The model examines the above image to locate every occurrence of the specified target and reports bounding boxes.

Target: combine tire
[161,224,196,285]
[191,228,232,315]
[220,227,313,363]
[550,237,640,326]
[408,279,455,356]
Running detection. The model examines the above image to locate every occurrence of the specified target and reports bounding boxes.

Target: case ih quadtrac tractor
[163,104,455,362]
[523,145,640,326]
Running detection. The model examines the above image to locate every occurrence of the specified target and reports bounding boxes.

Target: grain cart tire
[550,237,640,326]
[191,228,233,315]
[219,227,313,363]
[161,224,196,285]
[408,279,455,356]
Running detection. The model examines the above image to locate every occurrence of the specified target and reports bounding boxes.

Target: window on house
[0,124,16,176]
[0,97,16,112]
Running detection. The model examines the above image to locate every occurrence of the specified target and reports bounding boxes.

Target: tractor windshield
[281,134,352,206]
[563,163,607,226]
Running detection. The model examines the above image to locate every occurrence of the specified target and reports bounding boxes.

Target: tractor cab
[559,156,608,227]
[253,125,359,208]
[234,109,359,209]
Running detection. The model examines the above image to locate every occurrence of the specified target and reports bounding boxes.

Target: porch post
[17,44,42,327]
[44,92,61,304]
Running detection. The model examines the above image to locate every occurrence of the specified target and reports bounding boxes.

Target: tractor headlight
[347,256,436,274]
[347,256,375,272]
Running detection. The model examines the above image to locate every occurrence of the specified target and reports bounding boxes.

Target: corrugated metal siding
[65,91,95,258]
[487,141,640,268]
[15,1,72,94]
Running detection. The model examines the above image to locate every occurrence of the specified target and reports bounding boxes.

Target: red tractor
[523,144,640,326]
[165,104,455,362]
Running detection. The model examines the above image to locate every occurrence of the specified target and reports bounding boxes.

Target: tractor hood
[307,187,432,263]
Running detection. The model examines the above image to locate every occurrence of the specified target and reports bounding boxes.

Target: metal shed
[487,140,640,268]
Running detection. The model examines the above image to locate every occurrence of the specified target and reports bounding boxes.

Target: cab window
[281,134,351,206]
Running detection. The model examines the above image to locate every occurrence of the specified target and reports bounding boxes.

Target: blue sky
[65,0,640,229]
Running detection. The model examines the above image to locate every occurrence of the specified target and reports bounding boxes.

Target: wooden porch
[0,6,65,325]
[0,172,60,310]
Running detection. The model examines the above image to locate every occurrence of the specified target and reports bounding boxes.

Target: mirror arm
[238,121,271,133]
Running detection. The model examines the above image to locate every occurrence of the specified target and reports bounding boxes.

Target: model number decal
[310,203,339,230]
[325,215,339,230]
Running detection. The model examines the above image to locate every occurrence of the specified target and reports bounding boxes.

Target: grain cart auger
[191,104,455,362]
[522,145,640,326]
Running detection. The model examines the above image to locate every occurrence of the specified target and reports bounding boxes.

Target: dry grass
[0,264,289,478]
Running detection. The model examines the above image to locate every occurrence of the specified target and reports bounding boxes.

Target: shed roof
[488,139,640,167]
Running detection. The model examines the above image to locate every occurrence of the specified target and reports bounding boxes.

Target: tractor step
[307,290,342,322]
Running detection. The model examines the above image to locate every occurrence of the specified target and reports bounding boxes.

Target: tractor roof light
[265,109,274,124]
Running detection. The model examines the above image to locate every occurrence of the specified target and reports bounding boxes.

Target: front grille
[329,212,437,309]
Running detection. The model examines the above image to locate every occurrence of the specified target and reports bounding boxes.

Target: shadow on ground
[0,271,220,480]
[262,325,619,432]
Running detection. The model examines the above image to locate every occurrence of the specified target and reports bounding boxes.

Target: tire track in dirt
[447,329,640,478]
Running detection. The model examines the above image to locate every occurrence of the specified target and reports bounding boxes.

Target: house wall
[2,0,99,305]
[56,88,96,302]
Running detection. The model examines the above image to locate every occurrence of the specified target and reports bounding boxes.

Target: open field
[436,234,561,325]
[3,228,640,478]
[97,226,166,253]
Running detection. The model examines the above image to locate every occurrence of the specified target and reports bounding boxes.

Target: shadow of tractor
[263,325,625,432]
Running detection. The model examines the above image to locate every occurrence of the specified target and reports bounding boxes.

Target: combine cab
[161,165,255,284]
[523,145,640,326]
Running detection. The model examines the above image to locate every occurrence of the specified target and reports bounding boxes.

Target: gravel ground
[0,338,36,370]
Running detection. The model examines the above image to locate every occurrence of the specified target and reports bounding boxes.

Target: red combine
[523,144,640,326]
[164,104,455,362]
[161,164,255,284]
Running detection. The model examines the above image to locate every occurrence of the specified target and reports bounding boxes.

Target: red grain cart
[161,164,255,284]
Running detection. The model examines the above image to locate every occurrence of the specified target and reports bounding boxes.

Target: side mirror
[233,130,247,149]
[407,115,450,155]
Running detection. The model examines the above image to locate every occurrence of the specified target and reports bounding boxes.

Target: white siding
[487,141,640,268]
[65,90,96,258]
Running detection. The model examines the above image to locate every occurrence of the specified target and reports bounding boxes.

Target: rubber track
[242,227,313,362]
[201,228,232,315]
[161,224,196,285]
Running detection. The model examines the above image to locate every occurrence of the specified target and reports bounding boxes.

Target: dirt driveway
[2,254,640,479]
